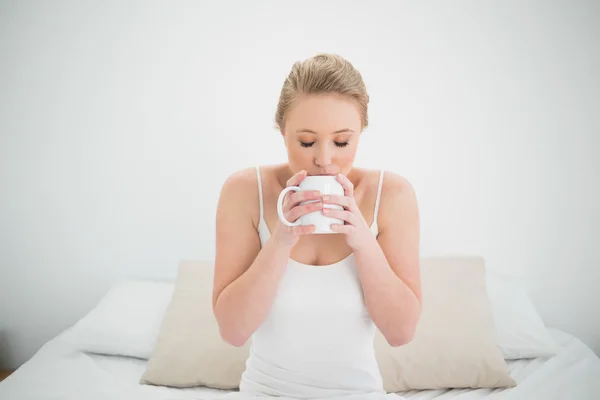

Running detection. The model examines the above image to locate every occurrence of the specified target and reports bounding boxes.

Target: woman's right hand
[272,170,323,247]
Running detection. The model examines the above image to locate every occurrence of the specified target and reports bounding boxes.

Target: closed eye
[300,141,349,148]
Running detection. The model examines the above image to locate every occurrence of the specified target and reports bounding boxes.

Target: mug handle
[277,186,302,227]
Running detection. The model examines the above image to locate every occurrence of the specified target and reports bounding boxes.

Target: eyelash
[300,141,349,148]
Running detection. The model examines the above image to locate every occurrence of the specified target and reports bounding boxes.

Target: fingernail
[322,208,329,213]
[322,195,330,201]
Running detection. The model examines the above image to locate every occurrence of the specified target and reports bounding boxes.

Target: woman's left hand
[321,174,373,250]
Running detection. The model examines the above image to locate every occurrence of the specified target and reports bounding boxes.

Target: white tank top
[231,168,404,399]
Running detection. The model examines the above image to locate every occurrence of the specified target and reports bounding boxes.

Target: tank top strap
[255,166,270,246]
[256,166,264,221]
[370,170,385,236]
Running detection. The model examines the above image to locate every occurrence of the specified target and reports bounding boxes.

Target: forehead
[285,93,362,133]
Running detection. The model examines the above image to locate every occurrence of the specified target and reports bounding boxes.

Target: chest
[290,234,351,266]
[270,261,370,324]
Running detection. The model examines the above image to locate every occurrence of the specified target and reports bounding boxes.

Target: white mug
[276,175,345,234]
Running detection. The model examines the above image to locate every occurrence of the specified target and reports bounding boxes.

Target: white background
[1,0,598,368]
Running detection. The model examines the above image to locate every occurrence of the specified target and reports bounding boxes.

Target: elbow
[218,325,250,347]
[387,299,422,347]
[386,330,415,348]
[213,297,251,347]
[223,335,249,348]
[385,321,418,348]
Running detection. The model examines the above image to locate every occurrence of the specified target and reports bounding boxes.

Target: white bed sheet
[0,328,599,400]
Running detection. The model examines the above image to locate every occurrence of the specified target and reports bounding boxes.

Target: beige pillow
[141,257,515,391]
[141,260,250,389]
[375,256,516,391]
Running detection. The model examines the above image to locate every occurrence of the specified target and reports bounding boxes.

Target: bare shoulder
[220,167,259,198]
[379,171,419,230]
[353,168,414,195]
[216,167,261,227]
[217,165,285,227]
[381,171,416,197]
[219,167,259,200]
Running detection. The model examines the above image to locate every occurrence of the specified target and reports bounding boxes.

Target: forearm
[354,236,421,346]
[214,236,292,346]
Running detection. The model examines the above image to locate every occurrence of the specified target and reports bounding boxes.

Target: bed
[1,257,599,399]
[0,327,599,399]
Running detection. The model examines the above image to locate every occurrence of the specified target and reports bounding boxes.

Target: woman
[212,54,422,400]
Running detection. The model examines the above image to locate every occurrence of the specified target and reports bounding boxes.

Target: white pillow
[486,269,558,359]
[63,280,174,359]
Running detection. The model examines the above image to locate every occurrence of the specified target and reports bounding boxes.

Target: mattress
[0,328,599,400]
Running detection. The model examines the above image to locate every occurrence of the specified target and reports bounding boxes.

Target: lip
[308,172,338,176]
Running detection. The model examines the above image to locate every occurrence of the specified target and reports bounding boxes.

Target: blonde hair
[275,53,369,131]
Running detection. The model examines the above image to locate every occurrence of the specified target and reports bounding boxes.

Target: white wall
[1,0,599,368]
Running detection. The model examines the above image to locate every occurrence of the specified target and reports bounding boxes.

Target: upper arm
[377,173,422,303]
[212,168,262,311]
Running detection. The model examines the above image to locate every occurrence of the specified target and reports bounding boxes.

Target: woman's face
[282,93,363,177]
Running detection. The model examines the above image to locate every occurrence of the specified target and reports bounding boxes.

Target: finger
[321,194,353,210]
[330,224,355,235]
[289,190,321,206]
[286,201,323,222]
[336,173,354,197]
[322,208,356,225]
[283,191,321,213]
[281,190,296,212]
[286,170,307,187]
[293,224,316,235]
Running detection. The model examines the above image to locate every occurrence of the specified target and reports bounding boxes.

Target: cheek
[287,145,310,166]
[333,145,358,165]
[333,152,356,168]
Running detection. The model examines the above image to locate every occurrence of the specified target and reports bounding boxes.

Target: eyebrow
[296,129,355,134]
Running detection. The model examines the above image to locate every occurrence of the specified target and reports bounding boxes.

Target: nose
[314,143,332,167]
